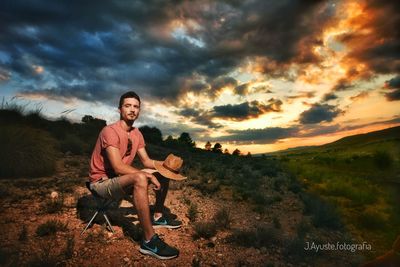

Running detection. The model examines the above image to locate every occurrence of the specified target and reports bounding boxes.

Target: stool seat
[81,181,115,235]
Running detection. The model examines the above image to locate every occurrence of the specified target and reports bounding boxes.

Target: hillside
[0,108,396,266]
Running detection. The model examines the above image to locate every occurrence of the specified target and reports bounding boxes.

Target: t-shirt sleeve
[137,130,145,149]
[100,127,120,149]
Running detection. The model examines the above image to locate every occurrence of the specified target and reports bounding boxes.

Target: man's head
[119,91,141,123]
[119,91,141,109]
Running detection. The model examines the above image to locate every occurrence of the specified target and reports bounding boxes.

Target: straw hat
[154,154,186,180]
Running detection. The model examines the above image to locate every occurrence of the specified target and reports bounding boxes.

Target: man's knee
[129,172,148,188]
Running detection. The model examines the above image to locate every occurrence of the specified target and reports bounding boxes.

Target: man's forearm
[114,163,142,176]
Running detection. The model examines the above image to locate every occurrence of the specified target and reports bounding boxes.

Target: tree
[246,152,252,157]
[224,148,230,154]
[205,141,212,151]
[178,132,195,147]
[212,143,222,153]
[232,149,241,156]
[139,126,163,144]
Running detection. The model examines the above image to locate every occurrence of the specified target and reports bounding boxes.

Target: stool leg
[102,212,115,233]
[81,211,99,235]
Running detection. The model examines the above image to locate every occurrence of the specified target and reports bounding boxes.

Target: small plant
[187,203,198,222]
[213,207,231,229]
[228,225,281,248]
[64,236,75,259]
[272,217,281,229]
[18,225,28,241]
[193,221,217,239]
[373,150,393,170]
[36,219,68,237]
[41,195,64,214]
[301,193,343,230]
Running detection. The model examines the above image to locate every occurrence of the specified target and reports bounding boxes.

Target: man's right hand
[141,171,161,190]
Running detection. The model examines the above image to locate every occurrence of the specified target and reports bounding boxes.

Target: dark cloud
[287,91,315,100]
[322,93,338,102]
[384,76,400,101]
[332,78,354,91]
[299,103,342,124]
[0,0,337,104]
[350,91,369,101]
[212,99,282,121]
[178,107,222,129]
[210,126,299,144]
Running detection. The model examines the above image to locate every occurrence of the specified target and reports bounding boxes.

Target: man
[89,91,183,260]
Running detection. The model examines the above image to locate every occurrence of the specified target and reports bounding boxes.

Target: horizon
[1,1,399,154]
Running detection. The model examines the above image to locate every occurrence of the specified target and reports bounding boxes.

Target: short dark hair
[119,91,141,108]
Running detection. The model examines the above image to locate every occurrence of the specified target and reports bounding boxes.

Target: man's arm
[137,147,163,169]
[106,146,141,175]
[106,146,160,189]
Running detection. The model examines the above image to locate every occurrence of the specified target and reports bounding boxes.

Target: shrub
[357,209,387,229]
[60,134,86,155]
[18,225,28,241]
[36,219,68,236]
[193,222,217,239]
[373,150,393,170]
[213,207,231,229]
[41,196,64,214]
[301,193,343,230]
[228,225,281,248]
[0,125,57,178]
[187,203,198,222]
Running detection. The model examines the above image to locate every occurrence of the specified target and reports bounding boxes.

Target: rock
[211,237,217,242]
[30,217,37,222]
[123,257,130,263]
[217,253,223,257]
[50,191,59,199]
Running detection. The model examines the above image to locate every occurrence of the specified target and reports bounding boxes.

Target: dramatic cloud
[299,103,342,124]
[212,99,282,121]
[384,76,400,101]
[211,127,299,144]
[322,93,338,102]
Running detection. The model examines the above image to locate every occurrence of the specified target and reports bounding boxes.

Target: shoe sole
[152,224,182,229]
[139,248,178,260]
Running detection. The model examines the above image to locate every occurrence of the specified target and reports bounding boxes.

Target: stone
[50,191,59,199]
[123,257,130,263]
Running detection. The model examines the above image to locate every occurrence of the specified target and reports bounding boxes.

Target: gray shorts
[90,177,127,200]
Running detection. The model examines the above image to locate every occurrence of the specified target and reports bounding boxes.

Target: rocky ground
[0,155,365,266]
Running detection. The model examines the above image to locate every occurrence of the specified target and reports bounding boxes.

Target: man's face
[119,97,140,122]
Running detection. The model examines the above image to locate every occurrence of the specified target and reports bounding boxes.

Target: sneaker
[152,215,182,229]
[139,234,179,259]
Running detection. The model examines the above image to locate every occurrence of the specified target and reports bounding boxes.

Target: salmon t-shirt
[89,121,145,182]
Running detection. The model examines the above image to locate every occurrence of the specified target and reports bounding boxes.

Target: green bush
[301,193,343,230]
[357,210,387,229]
[0,125,58,178]
[373,150,393,170]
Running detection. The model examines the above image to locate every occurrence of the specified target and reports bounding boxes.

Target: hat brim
[154,161,187,181]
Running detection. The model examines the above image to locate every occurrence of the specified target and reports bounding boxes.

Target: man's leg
[118,172,154,241]
[117,173,179,259]
[154,174,170,218]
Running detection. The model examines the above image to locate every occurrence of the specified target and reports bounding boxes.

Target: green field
[277,126,400,253]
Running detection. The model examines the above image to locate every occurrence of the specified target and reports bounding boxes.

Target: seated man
[89,91,184,260]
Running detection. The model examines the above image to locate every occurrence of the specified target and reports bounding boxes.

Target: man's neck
[119,120,134,132]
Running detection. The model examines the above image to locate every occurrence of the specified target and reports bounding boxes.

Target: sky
[1,0,399,154]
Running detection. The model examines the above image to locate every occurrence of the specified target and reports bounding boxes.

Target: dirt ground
[0,155,364,267]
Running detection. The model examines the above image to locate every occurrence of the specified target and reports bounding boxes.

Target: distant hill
[264,125,400,155]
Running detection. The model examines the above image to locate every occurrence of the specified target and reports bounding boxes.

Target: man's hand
[142,171,161,190]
